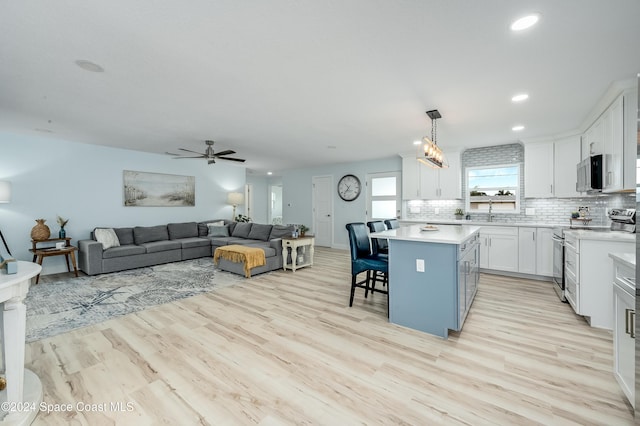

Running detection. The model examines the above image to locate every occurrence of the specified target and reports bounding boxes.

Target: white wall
[282,157,401,249]
[0,132,245,274]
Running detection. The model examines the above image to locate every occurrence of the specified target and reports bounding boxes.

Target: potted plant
[299,224,309,237]
[455,208,464,220]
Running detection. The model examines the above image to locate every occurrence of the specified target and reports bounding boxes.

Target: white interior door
[312,175,333,247]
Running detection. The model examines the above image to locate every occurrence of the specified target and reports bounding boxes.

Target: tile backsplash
[405,193,635,225]
[405,142,636,225]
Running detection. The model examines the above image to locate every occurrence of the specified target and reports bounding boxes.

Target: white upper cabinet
[401,154,421,200]
[438,151,461,199]
[553,136,582,198]
[524,141,554,198]
[402,151,461,200]
[581,86,637,193]
[524,136,581,198]
[603,95,624,191]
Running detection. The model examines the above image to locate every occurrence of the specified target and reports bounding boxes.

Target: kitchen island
[370,224,481,338]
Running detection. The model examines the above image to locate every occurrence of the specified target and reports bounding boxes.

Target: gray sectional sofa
[78,220,294,277]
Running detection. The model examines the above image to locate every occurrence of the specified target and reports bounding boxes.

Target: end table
[282,236,314,272]
[29,238,79,284]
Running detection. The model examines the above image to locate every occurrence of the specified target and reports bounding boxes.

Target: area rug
[25,258,244,342]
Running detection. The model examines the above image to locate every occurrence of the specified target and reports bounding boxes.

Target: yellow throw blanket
[213,245,266,278]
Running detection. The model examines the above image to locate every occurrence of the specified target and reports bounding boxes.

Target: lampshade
[227,192,244,206]
[0,181,11,203]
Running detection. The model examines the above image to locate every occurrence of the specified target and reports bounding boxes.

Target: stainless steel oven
[552,226,566,302]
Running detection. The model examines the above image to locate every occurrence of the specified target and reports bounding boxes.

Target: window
[366,172,401,221]
[466,164,520,214]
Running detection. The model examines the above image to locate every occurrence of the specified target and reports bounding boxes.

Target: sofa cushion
[114,227,135,245]
[231,222,252,238]
[245,242,276,258]
[207,224,230,237]
[134,225,169,244]
[103,244,146,259]
[176,237,211,249]
[168,222,198,240]
[269,225,295,240]
[94,228,120,250]
[247,224,273,241]
[140,240,182,253]
[209,237,256,246]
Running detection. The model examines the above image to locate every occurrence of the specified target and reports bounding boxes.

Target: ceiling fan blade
[213,150,235,157]
[165,152,181,156]
[219,157,246,162]
[171,156,203,159]
[178,148,205,155]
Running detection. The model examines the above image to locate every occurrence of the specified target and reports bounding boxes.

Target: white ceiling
[1,1,639,175]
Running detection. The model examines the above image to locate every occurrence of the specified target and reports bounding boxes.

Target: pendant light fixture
[417,109,447,169]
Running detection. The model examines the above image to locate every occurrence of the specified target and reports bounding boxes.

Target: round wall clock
[337,174,361,201]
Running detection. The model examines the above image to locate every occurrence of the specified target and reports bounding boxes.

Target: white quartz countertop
[563,229,635,242]
[371,224,481,244]
[609,252,636,269]
[400,219,574,228]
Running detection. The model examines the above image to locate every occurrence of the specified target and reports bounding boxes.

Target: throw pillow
[207,224,230,237]
[94,228,121,250]
[269,225,295,240]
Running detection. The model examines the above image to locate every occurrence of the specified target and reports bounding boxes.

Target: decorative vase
[59,227,66,239]
[31,219,51,241]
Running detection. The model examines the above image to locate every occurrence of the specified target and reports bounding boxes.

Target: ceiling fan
[166,140,246,164]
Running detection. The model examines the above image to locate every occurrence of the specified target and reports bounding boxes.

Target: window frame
[465,163,520,215]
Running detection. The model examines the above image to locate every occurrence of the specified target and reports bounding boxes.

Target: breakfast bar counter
[371,224,481,338]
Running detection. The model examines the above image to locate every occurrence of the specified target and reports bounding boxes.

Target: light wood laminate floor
[26,248,634,425]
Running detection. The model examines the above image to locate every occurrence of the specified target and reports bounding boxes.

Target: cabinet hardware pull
[631,310,636,339]
[625,309,635,336]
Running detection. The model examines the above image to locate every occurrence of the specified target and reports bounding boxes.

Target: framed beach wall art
[123,170,195,207]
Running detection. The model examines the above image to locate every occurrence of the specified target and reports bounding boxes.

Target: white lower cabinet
[611,256,635,408]
[518,227,553,276]
[564,231,634,330]
[479,227,518,272]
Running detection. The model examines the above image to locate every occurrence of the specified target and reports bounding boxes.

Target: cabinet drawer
[565,273,580,314]
[480,226,518,236]
[565,247,579,282]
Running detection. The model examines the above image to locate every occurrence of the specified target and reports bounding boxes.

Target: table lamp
[0,180,12,255]
[227,192,244,220]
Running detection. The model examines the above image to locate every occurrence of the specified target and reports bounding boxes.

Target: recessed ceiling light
[510,14,540,31]
[267,172,273,175]
[512,125,525,131]
[413,140,422,145]
[75,60,105,72]
[511,93,529,103]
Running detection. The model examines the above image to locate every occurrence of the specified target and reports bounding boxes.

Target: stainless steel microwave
[576,154,603,193]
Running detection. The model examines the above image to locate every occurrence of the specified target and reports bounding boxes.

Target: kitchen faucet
[488,199,494,222]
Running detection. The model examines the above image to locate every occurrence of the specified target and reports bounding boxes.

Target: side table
[282,236,314,272]
[29,238,79,284]
[0,261,43,424]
